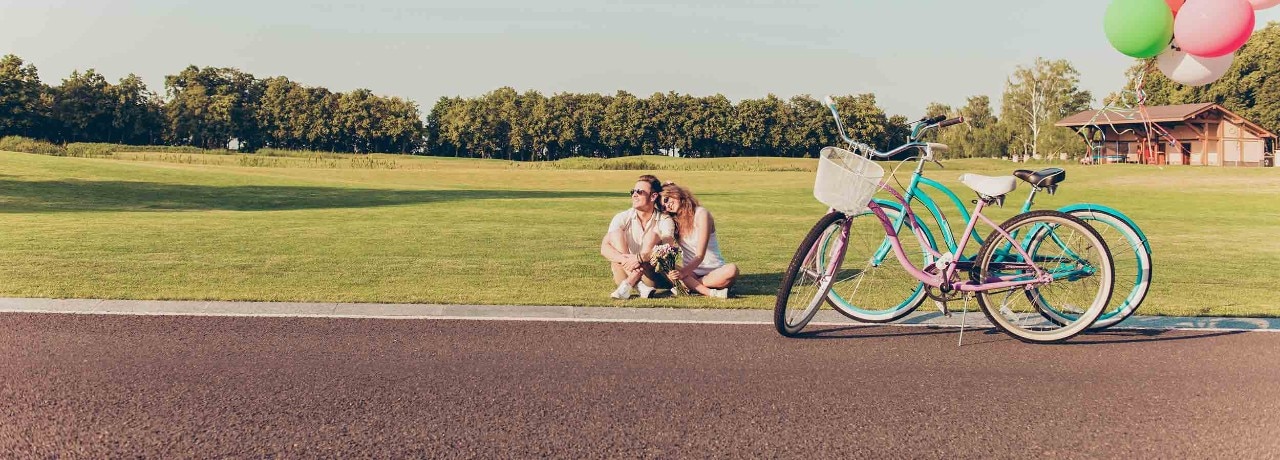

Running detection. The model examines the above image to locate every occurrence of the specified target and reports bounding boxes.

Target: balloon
[1166,0,1185,14]
[1248,0,1280,9]
[1174,0,1255,57]
[1104,0,1175,58]
[1157,42,1234,86]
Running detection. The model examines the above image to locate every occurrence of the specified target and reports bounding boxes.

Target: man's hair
[637,174,662,194]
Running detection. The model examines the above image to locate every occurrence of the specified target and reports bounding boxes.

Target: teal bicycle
[815,97,1151,330]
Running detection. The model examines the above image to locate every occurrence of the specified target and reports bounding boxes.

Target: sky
[2,0,1279,118]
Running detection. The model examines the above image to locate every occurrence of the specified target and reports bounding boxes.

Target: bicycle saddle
[1013,168,1066,188]
[959,173,1017,198]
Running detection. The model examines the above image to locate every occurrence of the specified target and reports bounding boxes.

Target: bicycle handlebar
[823,94,963,159]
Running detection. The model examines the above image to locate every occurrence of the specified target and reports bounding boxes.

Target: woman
[643,182,738,298]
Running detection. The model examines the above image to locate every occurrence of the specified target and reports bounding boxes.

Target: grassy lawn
[1,150,1278,317]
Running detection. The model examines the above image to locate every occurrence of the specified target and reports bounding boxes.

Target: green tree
[784,95,826,158]
[735,94,789,157]
[832,94,892,153]
[0,55,50,138]
[51,69,114,142]
[1001,58,1093,158]
[602,91,645,157]
[110,74,165,145]
[954,95,1008,157]
[165,66,263,150]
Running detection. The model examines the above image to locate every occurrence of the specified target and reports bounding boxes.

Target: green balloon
[1104,0,1174,59]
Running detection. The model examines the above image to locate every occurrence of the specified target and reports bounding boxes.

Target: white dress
[658,207,727,277]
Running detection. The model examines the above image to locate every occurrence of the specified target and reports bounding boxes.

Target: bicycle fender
[1057,203,1150,253]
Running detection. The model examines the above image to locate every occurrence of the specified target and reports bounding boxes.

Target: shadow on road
[782,324,1251,346]
[789,324,958,340]
[1070,328,1249,344]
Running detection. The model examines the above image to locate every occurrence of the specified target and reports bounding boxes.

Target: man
[600,174,673,299]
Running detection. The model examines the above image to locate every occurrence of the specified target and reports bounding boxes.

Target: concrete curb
[0,297,1277,332]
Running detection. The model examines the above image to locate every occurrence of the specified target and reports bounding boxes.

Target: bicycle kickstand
[957,295,970,347]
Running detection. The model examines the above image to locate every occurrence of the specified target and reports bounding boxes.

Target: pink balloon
[1248,0,1280,9]
[1166,0,1185,14]
[1174,0,1256,57]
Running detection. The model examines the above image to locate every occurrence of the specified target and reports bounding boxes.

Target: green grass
[1,150,1278,317]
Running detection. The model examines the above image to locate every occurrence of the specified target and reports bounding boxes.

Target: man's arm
[601,231,641,270]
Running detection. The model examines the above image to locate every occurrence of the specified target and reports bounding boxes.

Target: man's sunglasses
[630,189,650,196]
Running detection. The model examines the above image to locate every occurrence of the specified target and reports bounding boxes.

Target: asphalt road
[2,313,1277,458]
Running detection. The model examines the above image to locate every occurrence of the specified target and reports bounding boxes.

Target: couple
[599,174,739,299]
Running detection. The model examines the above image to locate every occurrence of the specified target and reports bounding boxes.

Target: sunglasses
[630,189,650,196]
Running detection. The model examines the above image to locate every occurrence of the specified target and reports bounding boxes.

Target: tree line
[2,23,1276,159]
[0,56,423,153]
[423,60,1093,160]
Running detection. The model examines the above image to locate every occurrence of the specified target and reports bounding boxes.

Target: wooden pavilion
[1056,103,1276,166]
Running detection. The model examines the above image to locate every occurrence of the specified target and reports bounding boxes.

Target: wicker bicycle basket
[814,146,884,214]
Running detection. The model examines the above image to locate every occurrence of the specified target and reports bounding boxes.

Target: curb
[0,298,1277,332]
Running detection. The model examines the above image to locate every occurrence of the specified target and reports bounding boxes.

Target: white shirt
[607,208,669,254]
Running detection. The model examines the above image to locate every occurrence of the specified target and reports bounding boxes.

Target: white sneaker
[710,288,729,299]
[637,283,655,299]
[610,283,633,299]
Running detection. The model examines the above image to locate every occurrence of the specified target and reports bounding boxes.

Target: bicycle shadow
[946,327,1249,347]
[788,324,959,340]
[787,323,1249,345]
[1070,328,1248,345]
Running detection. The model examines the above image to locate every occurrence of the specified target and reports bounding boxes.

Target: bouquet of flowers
[650,243,687,295]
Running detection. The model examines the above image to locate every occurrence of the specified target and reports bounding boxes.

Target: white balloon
[1248,0,1280,10]
[1157,43,1234,86]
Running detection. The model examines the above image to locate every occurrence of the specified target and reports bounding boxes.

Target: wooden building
[1056,103,1276,166]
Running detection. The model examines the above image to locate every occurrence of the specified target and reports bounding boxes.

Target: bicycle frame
[864,164,1141,287]
[840,180,1053,294]
[822,97,1102,294]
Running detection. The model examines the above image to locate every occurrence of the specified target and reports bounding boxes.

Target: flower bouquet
[650,243,687,295]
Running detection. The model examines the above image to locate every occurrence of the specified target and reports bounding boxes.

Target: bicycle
[813,100,1150,330]
[774,99,1115,343]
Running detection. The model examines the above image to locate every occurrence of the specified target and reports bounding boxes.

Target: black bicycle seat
[1013,168,1066,188]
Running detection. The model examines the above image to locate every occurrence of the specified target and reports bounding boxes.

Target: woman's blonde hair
[660,182,700,238]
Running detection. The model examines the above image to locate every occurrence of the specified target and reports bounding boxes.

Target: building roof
[1056,103,1275,138]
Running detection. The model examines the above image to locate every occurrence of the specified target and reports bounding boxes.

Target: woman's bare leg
[699,264,739,289]
[680,272,714,296]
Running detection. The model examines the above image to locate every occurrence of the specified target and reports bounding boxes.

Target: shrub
[65,143,220,157]
[0,136,67,156]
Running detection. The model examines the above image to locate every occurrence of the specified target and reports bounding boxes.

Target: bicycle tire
[1055,208,1151,329]
[774,211,847,337]
[822,203,933,323]
[973,210,1114,343]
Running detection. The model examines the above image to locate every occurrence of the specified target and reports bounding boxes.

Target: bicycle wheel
[973,210,1113,343]
[774,212,846,337]
[822,203,933,323]
[1049,207,1151,329]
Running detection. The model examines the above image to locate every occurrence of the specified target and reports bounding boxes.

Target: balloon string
[1074,58,1190,163]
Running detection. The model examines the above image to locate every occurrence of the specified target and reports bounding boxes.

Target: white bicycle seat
[959,173,1017,197]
